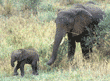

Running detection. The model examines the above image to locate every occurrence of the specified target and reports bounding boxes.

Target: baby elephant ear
[17,49,26,61]
[72,9,93,35]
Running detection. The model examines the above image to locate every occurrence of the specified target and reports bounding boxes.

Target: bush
[0,0,2,5]
[19,0,39,9]
[38,11,56,22]
[91,10,110,58]
[96,10,110,43]
[38,1,56,12]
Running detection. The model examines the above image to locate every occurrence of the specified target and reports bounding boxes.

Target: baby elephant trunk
[11,58,15,67]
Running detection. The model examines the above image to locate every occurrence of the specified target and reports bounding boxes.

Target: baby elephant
[11,48,39,77]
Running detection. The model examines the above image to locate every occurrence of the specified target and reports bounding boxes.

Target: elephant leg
[14,61,20,76]
[31,61,38,75]
[35,66,38,75]
[80,37,90,59]
[68,33,76,59]
[47,26,66,65]
[35,62,38,75]
[90,47,92,52]
[19,61,25,77]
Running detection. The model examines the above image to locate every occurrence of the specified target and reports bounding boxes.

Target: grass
[0,64,110,81]
[0,0,110,80]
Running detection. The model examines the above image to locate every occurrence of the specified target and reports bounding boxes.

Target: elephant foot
[32,72,38,75]
[13,72,18,76]
[83,55,90,60]
[68,55,74,61]
[20,72,24,77]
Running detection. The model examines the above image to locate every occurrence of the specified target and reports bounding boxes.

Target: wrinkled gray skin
[11,48,39,77]
[47,1,105,65]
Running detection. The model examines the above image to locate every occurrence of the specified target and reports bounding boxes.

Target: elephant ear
[16,49,26,61]
[71,9,93,35]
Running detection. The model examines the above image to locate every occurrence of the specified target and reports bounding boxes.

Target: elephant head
[47,2,105,65]
[11,49,24,67]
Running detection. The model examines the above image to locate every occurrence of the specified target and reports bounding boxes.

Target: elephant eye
[70,29,73,32]
[66,23,69,26]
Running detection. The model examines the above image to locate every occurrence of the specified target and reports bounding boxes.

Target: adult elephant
[47,1,105,65]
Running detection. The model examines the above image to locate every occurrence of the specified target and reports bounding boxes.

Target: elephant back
[22,49,39,60]
[72,2,105,24]
[11,48,39,61]
[84,4,105,24]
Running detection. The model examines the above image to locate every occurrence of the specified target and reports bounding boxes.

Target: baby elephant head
[11,50,23,67]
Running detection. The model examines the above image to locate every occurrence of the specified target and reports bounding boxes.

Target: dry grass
[0,15,56,47]
[0,13,56,75]
[0,0,13,16]
[55,43,110,76]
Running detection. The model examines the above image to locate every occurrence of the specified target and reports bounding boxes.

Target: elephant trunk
[11,56,16,67]
[47,26,66,65]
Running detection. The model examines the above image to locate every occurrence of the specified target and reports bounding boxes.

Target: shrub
[38,1,55,12]
[38,11,56,22]
[90,10,110,58]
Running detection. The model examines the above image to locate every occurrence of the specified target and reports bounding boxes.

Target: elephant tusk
[71,32,80,36]
[49,37,65,46]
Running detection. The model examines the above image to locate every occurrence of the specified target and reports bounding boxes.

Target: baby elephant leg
[14,62,20,76]
[35,62,38,75]
[19,61,25,77]
[31,61,38,75]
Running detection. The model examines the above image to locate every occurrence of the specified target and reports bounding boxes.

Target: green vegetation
[0,0,110,80]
